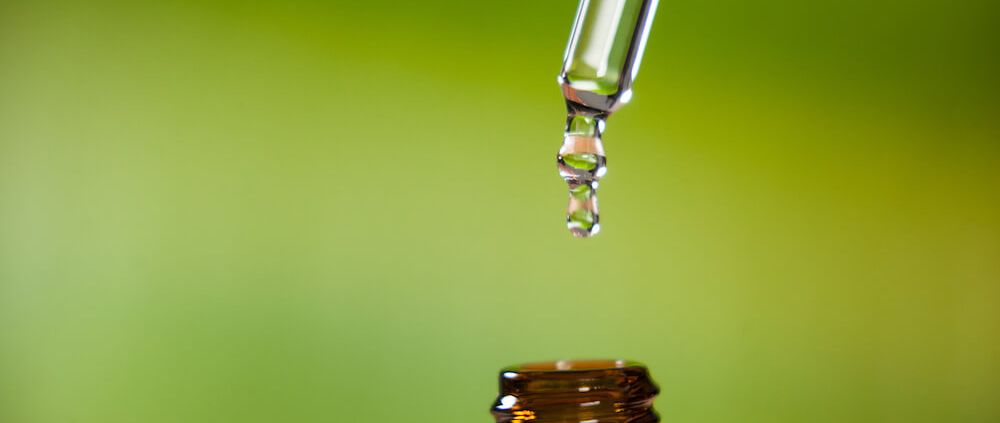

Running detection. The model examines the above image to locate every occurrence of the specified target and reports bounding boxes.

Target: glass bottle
[490,360,660,423]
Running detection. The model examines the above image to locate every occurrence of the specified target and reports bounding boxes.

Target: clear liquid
[557,135,607,238]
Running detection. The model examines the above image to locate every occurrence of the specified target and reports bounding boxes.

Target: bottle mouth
[505,359,634,372]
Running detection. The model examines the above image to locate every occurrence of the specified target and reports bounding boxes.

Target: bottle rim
[501,359,645,374]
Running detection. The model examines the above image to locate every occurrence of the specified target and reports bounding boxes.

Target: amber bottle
[490,360,659,423]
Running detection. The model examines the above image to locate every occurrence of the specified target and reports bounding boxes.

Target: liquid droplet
[562,153,599,171]
[557,135,606,238]
[570,183,593,200]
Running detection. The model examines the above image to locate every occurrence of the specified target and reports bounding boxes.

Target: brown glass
[490,360,659,423]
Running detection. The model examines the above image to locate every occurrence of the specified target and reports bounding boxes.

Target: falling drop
[557,135,606,238]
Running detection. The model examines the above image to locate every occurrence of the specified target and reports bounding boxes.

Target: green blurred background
[1,0,998,422]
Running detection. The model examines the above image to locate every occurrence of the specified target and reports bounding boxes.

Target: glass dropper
[555,0,659,238]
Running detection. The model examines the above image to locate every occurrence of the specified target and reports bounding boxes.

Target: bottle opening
[511,359,630,372]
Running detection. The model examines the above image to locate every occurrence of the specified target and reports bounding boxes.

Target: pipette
[556,0,659,237]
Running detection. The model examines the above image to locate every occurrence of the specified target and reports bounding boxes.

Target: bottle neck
[491,360,659,423]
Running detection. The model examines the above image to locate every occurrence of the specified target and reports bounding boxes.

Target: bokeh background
[1,0,998,422]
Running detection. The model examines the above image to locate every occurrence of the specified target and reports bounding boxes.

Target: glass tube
[559,0,659,119]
